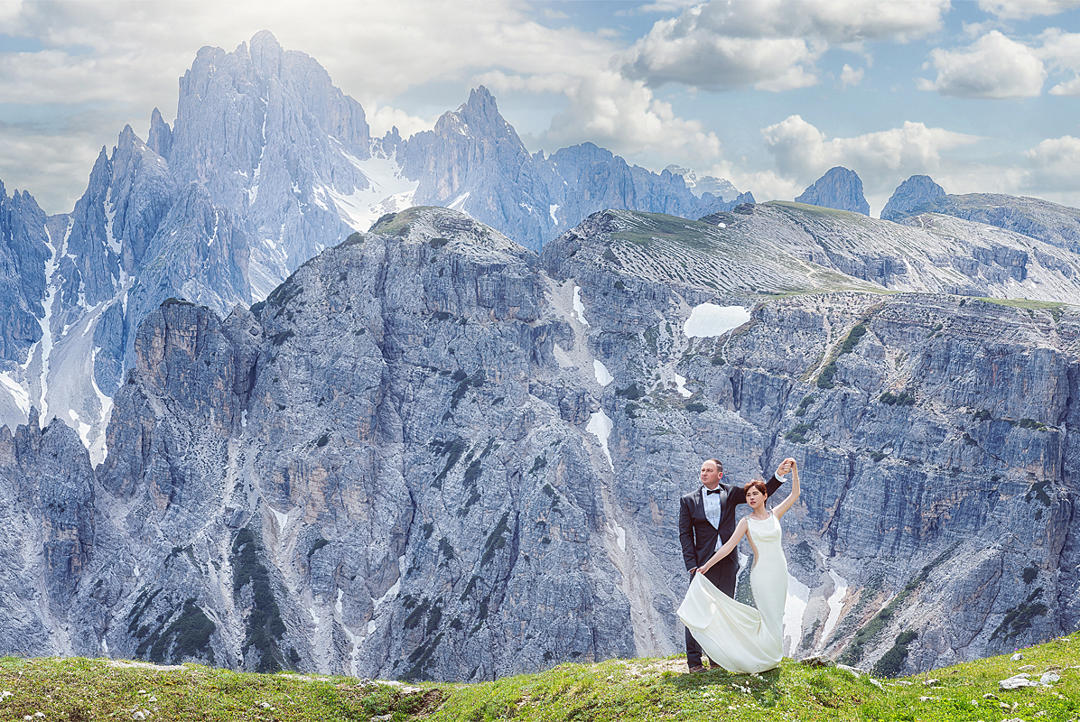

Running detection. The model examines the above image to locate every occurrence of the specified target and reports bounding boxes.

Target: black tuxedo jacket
[679,476,782,577]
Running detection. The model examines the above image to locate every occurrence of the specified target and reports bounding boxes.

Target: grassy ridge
[1,633,1078,721]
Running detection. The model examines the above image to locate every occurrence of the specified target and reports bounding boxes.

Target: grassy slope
[2,633,1078,721]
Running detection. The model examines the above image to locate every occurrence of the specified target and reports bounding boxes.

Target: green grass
[977,298,1066,311]
[608,211,716,250]
[766,200,872,221]
[2,633,1079,721]
[369,207,444,236]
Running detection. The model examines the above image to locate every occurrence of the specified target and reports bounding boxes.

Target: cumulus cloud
[840,64,864,87]
[366,104,437,140]
[1037,29,1080,94]
[622,0,948,90]
[919,31,1046,98]
[5,0,617,109]
[1025,135,1080,190]
[481,68,723,163]
[978,0,1080,19]
[761,115,981,211]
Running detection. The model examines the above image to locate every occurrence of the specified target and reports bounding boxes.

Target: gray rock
[999,674,1038,689]
[795,167,870,215]
[881,175,947,222]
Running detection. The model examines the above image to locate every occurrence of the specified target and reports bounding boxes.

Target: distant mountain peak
[249,29,282,51]
[796,166,870,216]
[663,165,742,201]
[881,174,947,222]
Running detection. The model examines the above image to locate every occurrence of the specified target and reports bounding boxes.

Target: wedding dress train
[677,513,787,673]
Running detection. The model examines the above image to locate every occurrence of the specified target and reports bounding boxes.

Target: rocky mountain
[699,201,1080,302]
[399,87,750,252]
[0,31,746,463]
[796,167,870,216]
[664,165,742,201]
[883,175,1080,254]
[880,175,947,222]
[1,206,1076,683]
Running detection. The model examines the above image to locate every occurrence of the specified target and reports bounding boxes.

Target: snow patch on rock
[784,573,809,655]
[684,304,750,337]
[593,359,613,386]
[572,286,590,327]
[587,409,614,471]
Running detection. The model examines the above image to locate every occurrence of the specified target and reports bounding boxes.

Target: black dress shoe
[688,664,705,673]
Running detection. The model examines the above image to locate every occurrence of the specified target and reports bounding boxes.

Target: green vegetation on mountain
[1,632,1077,721]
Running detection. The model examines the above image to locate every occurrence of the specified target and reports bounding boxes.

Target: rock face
[881,175,947,222]
[1,206,1077,683]
[0,415,95,657]
[796,167,871,216]
[0,181,48,367]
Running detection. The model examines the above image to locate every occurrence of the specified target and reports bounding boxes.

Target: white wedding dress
[677,513,787,673]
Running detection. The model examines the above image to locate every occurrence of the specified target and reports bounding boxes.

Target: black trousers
[685,561,737,667]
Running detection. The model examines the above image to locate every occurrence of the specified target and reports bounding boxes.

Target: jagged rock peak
[795,166,870,216]
[437,85,517,141]
[463,85,498,117]
[148,107,172,158]
[881,174,947,222]
[368,206,529,259]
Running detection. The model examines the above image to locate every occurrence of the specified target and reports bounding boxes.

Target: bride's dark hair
[744,479,768,498]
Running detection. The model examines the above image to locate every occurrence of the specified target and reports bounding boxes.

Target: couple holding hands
[677,457,801,674]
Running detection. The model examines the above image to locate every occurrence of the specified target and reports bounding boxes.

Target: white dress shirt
[701,486,724,549]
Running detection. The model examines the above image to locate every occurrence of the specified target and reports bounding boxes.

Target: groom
[678,456,793,673]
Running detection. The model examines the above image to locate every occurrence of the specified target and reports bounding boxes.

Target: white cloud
[1025,135,1080,190]
[0,0,22,24]
[365,103,437,140]
[761,115,981,211]
[710,165,804,204]
[537,69,722,162]
[978,0,1080,19]
[0,123,105,213]
[623,0,948,90]
[919,31,1046,98]
[1037,29,1080,94]
[840,64,864,87]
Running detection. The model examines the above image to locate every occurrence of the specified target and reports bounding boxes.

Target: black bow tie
[705,488,723,495]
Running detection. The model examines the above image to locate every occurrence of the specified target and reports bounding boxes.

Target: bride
[677,459,801,673]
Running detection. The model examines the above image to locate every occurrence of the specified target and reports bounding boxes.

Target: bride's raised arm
[774,459,801,520]
[700,517,748,574]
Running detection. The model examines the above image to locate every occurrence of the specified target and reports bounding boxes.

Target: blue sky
[2,0,1080,216]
